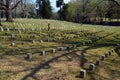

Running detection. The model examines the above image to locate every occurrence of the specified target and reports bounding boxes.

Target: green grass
[0,19,120,80]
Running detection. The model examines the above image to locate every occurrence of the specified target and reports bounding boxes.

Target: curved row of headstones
[25,45,76,60]
[0,27,40,32]
[25,32,115,61]
[1,27,103,47]
[25,32,105,60]
[80,43,120,78]
[0,27,88,41]
[1,27,112,62]
[0,25,105,48]
[1,28,96,51]
[0,26,102,37]
[1,26,85,33]
[1,27,112,57]
[23,32,116,80]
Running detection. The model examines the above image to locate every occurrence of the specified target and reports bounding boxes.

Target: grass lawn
[0,19,120,80]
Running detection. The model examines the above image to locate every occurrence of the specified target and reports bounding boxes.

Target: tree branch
[11,0,21,10]
[0,2,6,7]
[0,6,6,10]
[111,0,120,6]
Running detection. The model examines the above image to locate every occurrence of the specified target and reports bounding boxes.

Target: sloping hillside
[0,19,120,80]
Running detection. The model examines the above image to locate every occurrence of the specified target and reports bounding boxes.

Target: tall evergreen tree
[56,0,64,19]
[36,0,53,19]
[60,3,69,20]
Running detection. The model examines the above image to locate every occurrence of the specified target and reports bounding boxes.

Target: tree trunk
[0,18,2,26]
[5,10,13,22]
[5,0,13,22]
[60,6,62,20]
[0,12,2,26]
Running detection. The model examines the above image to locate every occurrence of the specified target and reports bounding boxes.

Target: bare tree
[0,0,4,26]
[0,0,21,22]
[0,12,1,26]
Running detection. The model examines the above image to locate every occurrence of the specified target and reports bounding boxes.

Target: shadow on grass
[21,45,92,80]
[21,49,83,80]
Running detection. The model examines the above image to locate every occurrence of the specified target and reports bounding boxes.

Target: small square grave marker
[59,47,64,51]
[95,60,100,66]
[46,39,50,42]
[11,33,15,39]
[105,53,109,58]
[0,44,2,48]
[80,69,86,78]
[108,51,111,56]
[89,40,92,44]
[111,49,114,52]
[1,27,4,31]
[66,46,71,50]
[40,50,45,56]
[40,40,43,43]
[7,28,10,31]
[101,55,105,61]
[25,53,32,60]
[11,42,15,47]
[32,40,35,44]
[52,49,56,53]
[89,63,95,71]
[82,42,85,45]
[73,44,76,48]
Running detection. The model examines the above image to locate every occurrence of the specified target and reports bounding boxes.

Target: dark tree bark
[5,0,13,22]
[0,0,21,22]
[0,0,4,26]
[0,12,2,26]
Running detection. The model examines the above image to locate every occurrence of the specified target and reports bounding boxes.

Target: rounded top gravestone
[40,50,45,56]
[1,27,4,31]
[25,53,32,60]
[7,28,10,31]
[52,49,56,53]
[80,69,86,78]
[11,33,15,39]
[89,63,95,71]
[11,42,15,47]
[40,40,43,43]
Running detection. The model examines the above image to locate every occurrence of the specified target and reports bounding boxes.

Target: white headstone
[1,27,4,31]
[83,42,85,45]
[80,69,86,78]
[95,60,100,66]
[105,53,109,58]
[73,44,76,48]
[52,49,56,53]
[59,47,64,51]
[7,28,10,31]
[40,40,43,43]
[40,50,45,56]
[108,51,111,56]
[11,42,15,47]
[89,63,95,71]
[25,53,32,60]
[32,40,35,44]
[0,44,2,48]
[101,55,105,61]
[11,33,15,39]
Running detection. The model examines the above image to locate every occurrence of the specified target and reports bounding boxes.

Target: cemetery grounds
[0,19,120,80]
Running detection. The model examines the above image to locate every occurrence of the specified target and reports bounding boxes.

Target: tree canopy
[36,0,53,19]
